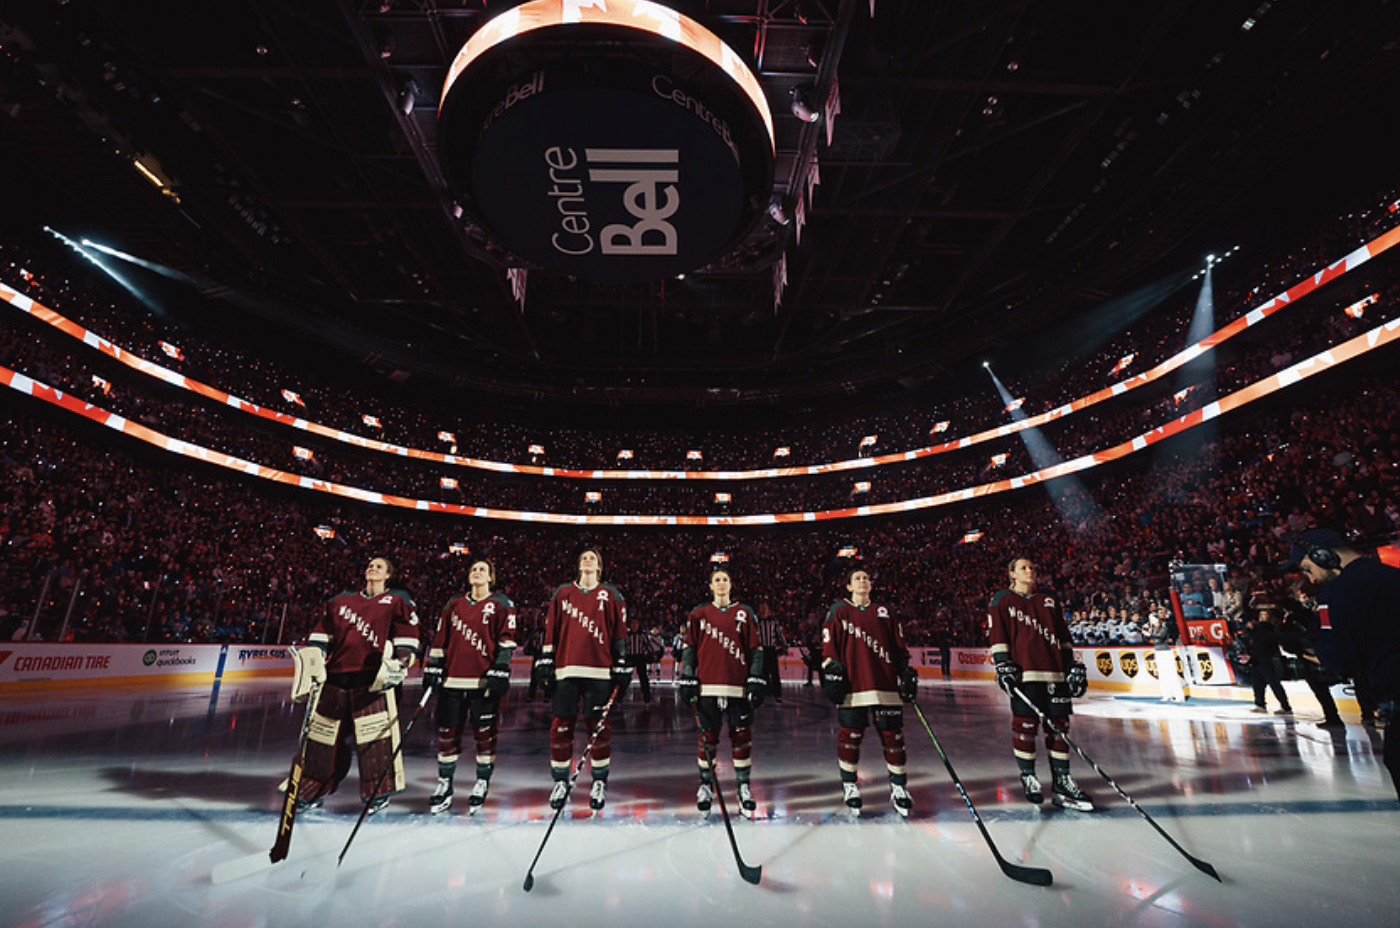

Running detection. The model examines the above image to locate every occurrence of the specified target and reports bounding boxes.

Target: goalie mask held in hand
[290,646,326,702]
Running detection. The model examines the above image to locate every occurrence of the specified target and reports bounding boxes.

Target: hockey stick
[911,702,1053,887]
[336,681,435,867]
[215,665,324,884]
[522,684,622,892]
[692,703,762,886]
[1006,683,1222,882]
[270,665,323,863]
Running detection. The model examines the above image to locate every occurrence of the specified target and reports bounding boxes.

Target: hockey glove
[898,666,919,703]
[421,659,445,692]
[532,654,556,696]
[1065,660,1088,698]
[747,674,767,709]
[611,658,633,693]
[485,665,511,699]
[994,659,1021,694]
[678,672,699,706]
[820,660,849,705]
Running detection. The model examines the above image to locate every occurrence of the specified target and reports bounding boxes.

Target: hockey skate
[842,781,863,813]
[737,782,756,819]
[295,795,324,813]
[889,782,912,818]
[1020,772,1044,805]
[467,778,490,813]
[588,779,607,813]
[1051,773,1093,811]
[429,777,454,815]
[549,780,569,810]
[696,782,714,814]
[366,794,391,816]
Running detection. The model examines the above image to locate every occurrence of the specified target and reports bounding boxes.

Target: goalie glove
[290,646,326,702]
[485,665,511,699]
[994,658,1021,694]
[370,656,407,694]
[1065,660,1088,698]
[898,666,919,703]
[820,660,849,705]
[746,674,767,709]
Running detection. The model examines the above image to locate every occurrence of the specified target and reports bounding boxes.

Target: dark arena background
[2,2,1399,927]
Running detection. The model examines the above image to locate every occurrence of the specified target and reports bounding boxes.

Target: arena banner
[0,643,292,692]
[934,645,1237,689]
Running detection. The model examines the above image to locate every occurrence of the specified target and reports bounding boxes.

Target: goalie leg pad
[352,690,402,800]
[299,684,348,800]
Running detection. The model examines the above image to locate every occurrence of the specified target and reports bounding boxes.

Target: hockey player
[298,556,421,813]
[819,566,919,816]
[424,558,517,814]
[679,567,765,818]
[988,557,1092,810]
[534,548,630,813]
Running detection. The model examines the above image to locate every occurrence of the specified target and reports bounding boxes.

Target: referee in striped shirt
[755,605,788,704]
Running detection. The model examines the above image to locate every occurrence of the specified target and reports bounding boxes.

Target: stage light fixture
[791,88,820,123]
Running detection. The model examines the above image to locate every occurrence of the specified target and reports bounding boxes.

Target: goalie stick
[1006,682,1221,882]
[522,684,622,892]
[912,701,1053,887]
[270,652,323,864]
[692,703,762,885]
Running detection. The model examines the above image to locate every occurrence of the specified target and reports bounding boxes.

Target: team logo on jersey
[1119,651,1139,678]
[484,602,496,616]
[1143,650,1159,679]
[735,610,748,625]
[877,606,889,618]
[596,590,610,604]
[1095,651,1113,677]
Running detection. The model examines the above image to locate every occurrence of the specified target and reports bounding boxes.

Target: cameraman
[1290,528,1400,802]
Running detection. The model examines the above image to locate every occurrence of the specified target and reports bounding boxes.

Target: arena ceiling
[2,0,1398,414]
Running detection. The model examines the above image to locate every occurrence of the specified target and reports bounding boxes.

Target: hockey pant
[696,695,754,783]
[300,683,402,802]
[435,686,501,780]
[837,705,907,784]
[550,677,614,781]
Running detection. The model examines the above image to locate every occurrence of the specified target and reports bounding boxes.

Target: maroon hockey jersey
[311,588,421,675]
[822,600,908,707]
[430,592,518,689]
[543,581,627,681]
[683,601,761,698]
[987,589,1072,682]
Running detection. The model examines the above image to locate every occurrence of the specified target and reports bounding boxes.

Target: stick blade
[998,857,1054,887]
[522,873,535,893]
[1191,856,1222,882]
[739,862,762,885]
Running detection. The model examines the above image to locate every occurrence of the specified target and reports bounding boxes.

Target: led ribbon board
[6,223,1396,481]
[438,0,775,282]
[5,314,1399,525]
